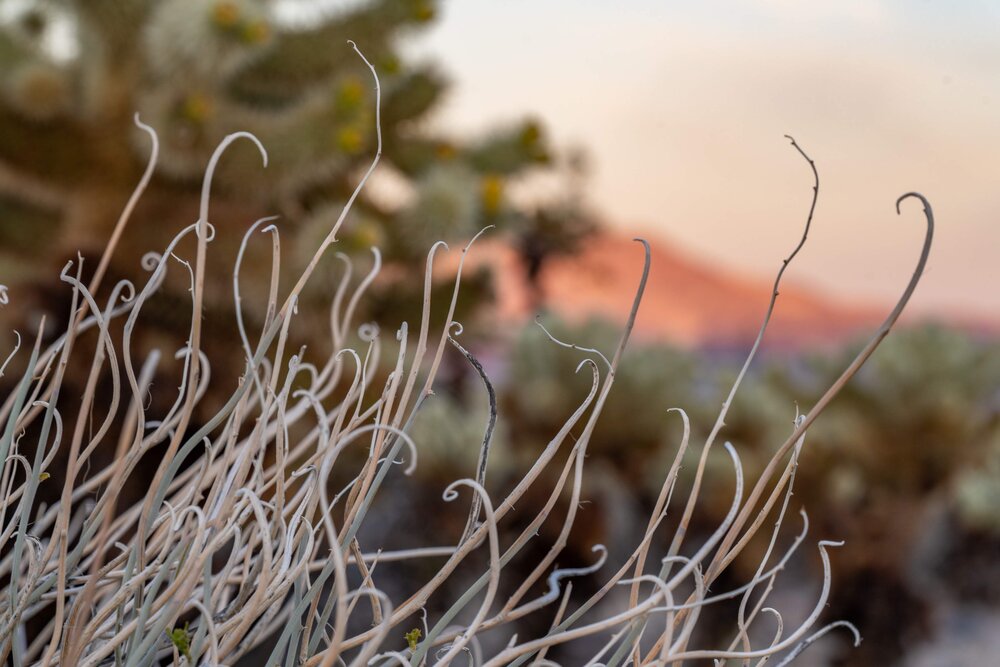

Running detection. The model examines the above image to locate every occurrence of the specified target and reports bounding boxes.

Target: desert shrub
[506,318,1000,663]
[0,50,936,666]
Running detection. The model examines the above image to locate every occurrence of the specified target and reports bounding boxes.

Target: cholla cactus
[0,45,937,666]
[0,0,571,342]
[508,317,698,461]
[954,429,1000,531]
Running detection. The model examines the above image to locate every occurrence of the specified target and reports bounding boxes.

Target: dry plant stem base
[0,44,933,667]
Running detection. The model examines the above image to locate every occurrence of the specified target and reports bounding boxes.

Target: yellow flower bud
[480,174,504,214]
[211,2,240,28]
[180,93,214,123]
[335,78,365,115]
[335,126,363,154]
[412,2,435,22]
[241,19,270,45]
[435,142,457,160]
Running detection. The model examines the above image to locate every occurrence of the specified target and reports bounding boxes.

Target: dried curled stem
[0,59,933,666]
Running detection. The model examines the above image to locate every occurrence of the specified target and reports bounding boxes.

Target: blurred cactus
[0,0,585,342]
[409,391,511,483]
[507,317,696,465]
[796,325,1000,507]
[504,319,1000,539]
[954,431,1000,532]
[500,318,1000,664]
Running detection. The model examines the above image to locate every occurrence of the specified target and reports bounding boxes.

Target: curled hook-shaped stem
[704,191,934,588]
[437,479,500,665]
[199,132,268,234]
[534,316,611,371]
[447,335,498,544]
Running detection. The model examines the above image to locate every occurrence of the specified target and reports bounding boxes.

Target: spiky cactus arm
[0,0,586,363]
[228,0,432,103]
[62,0,152,51]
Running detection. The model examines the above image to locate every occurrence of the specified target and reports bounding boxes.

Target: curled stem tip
[896,191,931,216]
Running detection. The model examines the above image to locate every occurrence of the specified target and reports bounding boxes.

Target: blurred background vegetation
[0,0,592,351]
[0,1,997,665]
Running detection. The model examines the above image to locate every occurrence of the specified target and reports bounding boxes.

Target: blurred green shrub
[493,316,1000,663]
[503,319,1000,536]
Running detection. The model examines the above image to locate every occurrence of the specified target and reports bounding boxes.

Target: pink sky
[412,0,1000,316]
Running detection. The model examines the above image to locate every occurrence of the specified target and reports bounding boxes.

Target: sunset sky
[413,0,1000,316]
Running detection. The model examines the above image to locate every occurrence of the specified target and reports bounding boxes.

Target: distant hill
[472,229,889,349]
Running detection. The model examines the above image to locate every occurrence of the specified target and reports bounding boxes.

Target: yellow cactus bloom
[211,1,240,28]
[180,93,214,123]
[480,174,504,214]
[335,126,363,154]
[412,2,435,22]
[335,78,365,115]
[352,219,383,248]
[519,121,541,147]
[435,142,457,160]
[241,19,270,45]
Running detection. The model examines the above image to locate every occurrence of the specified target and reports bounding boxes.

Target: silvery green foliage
[509,317,696,455]
[399,165,483,255]
[955,438,1000,531]
[0,53,936,665]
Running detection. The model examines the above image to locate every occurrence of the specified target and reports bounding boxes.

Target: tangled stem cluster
[0,44,933,665]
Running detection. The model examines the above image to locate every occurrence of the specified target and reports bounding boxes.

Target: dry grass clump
[0,44,933,665]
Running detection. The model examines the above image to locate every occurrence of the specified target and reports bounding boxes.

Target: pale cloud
[747,0,888,24]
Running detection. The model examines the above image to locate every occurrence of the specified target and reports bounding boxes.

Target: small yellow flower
[335,126,363,154]
[352,220,383,248]
[335,78,365,116]
[480,174,504,214]
[211,1,240,28]
[240,19,270,45]
[412,2,435,22]
[519,121,541,147]
[180,93,214,123]
[435,142,457,160]
[380,54,402,75]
